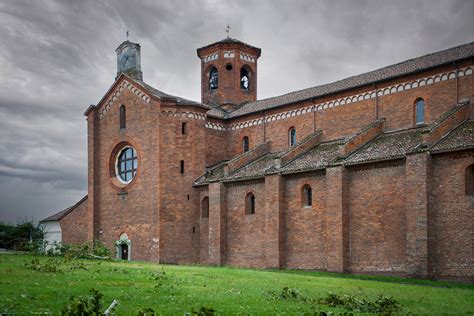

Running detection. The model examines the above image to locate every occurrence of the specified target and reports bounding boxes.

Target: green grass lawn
[1,253,473,315]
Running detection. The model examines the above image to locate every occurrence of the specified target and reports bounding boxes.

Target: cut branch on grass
[104,299,119,315]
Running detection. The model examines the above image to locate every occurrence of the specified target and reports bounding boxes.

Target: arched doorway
[115,233,131,260]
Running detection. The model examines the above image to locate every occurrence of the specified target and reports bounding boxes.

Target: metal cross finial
[225,24,230,38]
[126,30,129,40]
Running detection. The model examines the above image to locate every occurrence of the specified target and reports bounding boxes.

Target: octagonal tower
[197,37,261,110]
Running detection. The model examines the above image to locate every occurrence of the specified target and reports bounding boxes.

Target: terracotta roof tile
[344,128,425,165]
[193,161,227,185]
[207,107,227,118]
[278,140,345,174]
[431,120,474,152]
[225,152,282,181]
[227,42,474,118]
[137,81,208,108]
[197,37,261,55]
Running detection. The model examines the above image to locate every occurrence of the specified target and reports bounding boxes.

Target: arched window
[466,165,474,196]
[245,192,255,215]
[289,127,297,147]
[242,136,249,153]
[209,67,218,90]
[415,98,425,125]
[240,68,250,90]
[302,185,312,207]
[120,105,126,129]
[201,197,209,218]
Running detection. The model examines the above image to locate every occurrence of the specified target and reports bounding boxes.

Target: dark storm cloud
[0,0,473,223]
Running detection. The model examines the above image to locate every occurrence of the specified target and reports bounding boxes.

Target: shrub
[24,258,62,273]
[318,293,401,314]
[191,306,216,316]
[268,287,309,302]
[137,307,155,316]
[62,240,112,260]
[0,221,45,251]
[61,288,104,316]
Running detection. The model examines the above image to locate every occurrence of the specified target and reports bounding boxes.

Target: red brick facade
[57,39,473,281]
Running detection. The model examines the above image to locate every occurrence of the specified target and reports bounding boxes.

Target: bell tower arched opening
[197,37,261,109]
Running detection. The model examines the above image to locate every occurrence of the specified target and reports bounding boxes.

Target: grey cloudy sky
[0,0,473,223]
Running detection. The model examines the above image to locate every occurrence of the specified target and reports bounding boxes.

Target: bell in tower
[116,40,143,81]
[197,37,261,110]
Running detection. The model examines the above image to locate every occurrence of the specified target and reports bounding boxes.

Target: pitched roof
[194,161,227,185]
[135,80,208,108]
[197,37,261,56]
[194,119,472,185]
[431,120,474,153]
[40,196,88,222]
[278,140,346,174]
[225,152,281,182]
[343,128,425,165]
[206,107,227,119]
[227,42,474,118]
[85,73,209,116]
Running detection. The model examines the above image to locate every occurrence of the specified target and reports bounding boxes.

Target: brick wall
[430,151,474,281]
[60,198,89,244]
[90,79,161,262]
[284,172,327,270]
[198,187,210,264]
[348,162,407,275]
[225,180,267,267]
[158,104,207,264]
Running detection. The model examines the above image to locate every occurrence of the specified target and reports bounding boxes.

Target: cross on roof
[225,24,230,38]
[126,30,129,40]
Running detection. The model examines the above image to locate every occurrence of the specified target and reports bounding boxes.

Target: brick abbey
[42,38,474,282]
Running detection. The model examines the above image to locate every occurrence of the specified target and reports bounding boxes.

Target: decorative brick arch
[115,232,131,261]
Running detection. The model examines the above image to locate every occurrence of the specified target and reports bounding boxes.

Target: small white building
[40,196,88,250]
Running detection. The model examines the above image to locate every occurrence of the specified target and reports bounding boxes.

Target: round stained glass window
[116,147,137,183]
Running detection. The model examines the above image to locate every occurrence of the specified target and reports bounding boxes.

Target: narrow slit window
[201,197,209,218]
[245,192,255,215]
[243,136,249,153]
[120,105,126,129]
[289,127,296,146]
[466,165,474,196]
[302,185,312,207]
[180,160,184,174]
[182,122,187,134]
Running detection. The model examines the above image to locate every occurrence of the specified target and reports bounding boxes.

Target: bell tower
[197,37,261,110]
[116,40,143,81]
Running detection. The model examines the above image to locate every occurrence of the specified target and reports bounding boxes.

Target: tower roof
[115,40,140,53]
[197,37,261,57]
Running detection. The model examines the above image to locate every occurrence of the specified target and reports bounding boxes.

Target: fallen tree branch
[104,299,119,315]
[88,254,110,260]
